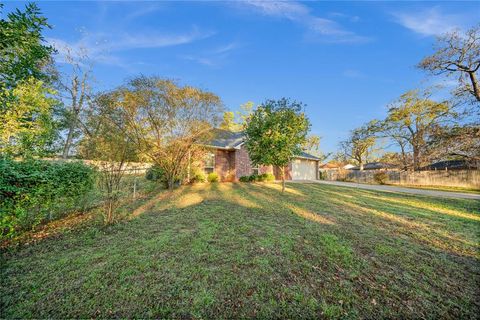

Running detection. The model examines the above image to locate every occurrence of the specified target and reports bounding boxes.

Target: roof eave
[199,144,236,151]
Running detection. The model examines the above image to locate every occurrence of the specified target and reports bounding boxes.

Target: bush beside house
[207,172,219,183]
[239,173,275,182]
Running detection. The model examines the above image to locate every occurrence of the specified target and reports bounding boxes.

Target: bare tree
[377,124,410,169]
[419,25,480,103]
[340,124,376,171]
[427,124,480,162]
[78,93,137,224]
[56,45,93,158]
[302,134,330,162]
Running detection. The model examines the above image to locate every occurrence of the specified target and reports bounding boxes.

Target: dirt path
[302,180,480,200]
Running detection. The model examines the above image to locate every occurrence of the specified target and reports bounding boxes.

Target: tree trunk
[281,166,285,192]
[399,143,408,170]
[62,122,76,158]
[468,71,480,101]
[168,177,174,191]
[359,161,364,171]
[413,146,420,171]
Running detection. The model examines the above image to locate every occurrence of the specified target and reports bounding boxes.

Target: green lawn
[2,182,479,319]
[389,184,480,194]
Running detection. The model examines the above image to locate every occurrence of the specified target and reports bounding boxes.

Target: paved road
[298,180,480,200]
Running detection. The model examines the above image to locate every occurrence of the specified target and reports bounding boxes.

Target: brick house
[201,129,321,182]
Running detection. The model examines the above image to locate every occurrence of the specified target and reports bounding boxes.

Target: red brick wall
[234,145,274,180]
[234,146,252,179]
[259,165,274,175]
[214,149,235,182]
[205,146,287,182]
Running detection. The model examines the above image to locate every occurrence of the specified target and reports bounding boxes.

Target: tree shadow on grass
[281,183,480,258]
[1,183,364,319]
[242,183,480,315]
[2,182,480,319]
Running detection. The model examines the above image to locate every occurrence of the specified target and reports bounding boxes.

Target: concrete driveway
[299,180,480,200]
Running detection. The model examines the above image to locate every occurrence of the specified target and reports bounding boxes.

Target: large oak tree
[419,25,480,103]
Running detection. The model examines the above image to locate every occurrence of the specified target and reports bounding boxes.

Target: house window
[204,152,215,174]
[252,163,259,175]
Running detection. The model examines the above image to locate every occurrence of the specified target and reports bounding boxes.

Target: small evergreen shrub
[207,172,219,183]
[239,173,275,182]
[145,164,165,181]
[374,171,388,185]
[319,171,327,180]
[239,176,250,182]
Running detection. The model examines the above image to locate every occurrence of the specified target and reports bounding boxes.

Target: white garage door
[292,159,317,180]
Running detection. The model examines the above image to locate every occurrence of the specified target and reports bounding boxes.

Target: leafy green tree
[219,101,254,132]
[83,77,223,190]
[0,78,58,157]
[0,3,55,90]
[0,3,58,158]
[244,98,310,192]
[219,111,237,131]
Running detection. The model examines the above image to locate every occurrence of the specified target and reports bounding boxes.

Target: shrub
[207,172,219,183]
[260,173,275,182]
[374,171,388,185]
[145,164,165,181]
[239,176,250,182]
[239,173,274,183]
[0,159,96,239]
[190,169,206,183]
[145,164,175,188]
[319,171,327,180]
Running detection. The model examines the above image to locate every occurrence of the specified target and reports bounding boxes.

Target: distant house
[319,162,342,170]
[201,129,321,181]
[351,162,397,170]
[422,160,479,171]
[343,164,356,170]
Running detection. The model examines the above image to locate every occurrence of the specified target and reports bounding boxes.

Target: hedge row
[239,173,275,182]
[0,159,96,239]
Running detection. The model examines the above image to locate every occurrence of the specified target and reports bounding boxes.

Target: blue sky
[3,1,479,153]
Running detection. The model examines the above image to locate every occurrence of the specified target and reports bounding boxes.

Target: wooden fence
[44,158,153,175]
[322,169,480,189]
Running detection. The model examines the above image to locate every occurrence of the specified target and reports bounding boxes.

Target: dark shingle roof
[297,151,322,161]
[351,162,397,170]
[203,129,320,161]
[203,129,245,149]
[422,160,479,170]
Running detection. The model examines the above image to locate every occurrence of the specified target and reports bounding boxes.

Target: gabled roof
[202,129,245,149]
[351,162,397,170]
[320,162,341,169]
[297,151,322,161]
[203,129,320,161]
